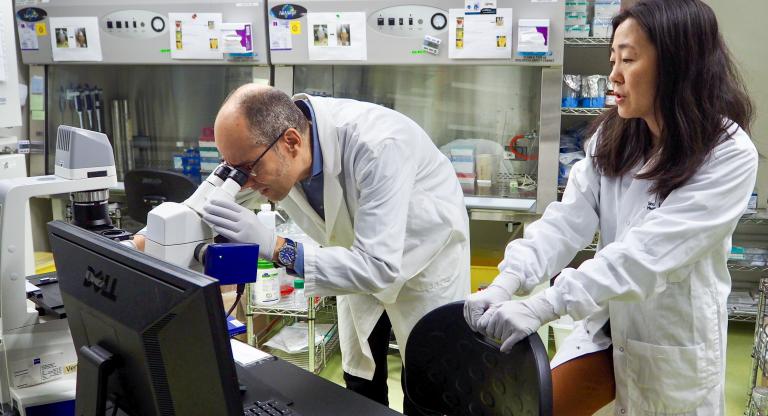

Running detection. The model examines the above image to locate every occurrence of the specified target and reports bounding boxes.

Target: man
[202,84,470,414]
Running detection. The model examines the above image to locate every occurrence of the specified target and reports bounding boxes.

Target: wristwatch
[277,238,298,269]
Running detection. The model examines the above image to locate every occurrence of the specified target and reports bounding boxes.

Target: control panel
[102,10,167,39]
[368,5,447,38]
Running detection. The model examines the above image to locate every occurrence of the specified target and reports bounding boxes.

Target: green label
[410,49,426,55]
[160,48,171,54]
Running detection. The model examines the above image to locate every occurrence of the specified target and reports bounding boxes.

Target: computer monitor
[123,169,198,224]
[47,220,242,416]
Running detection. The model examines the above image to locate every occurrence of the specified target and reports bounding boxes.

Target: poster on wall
[221,22,254,57]
[269,19,292,50]
[306,12,367,61]
[48,17,103,61]
[168,12,223,60]
[448,8,513,59]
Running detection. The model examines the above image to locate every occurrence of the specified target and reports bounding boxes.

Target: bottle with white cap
[256,203,277,230]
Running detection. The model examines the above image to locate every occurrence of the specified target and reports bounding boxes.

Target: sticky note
[35,23,47,36]
[31,110,45,121]
[290,21,301,35]
[30,76,44,94]
[30,95,44,111]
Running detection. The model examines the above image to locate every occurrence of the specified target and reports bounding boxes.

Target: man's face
[214,109,296,202]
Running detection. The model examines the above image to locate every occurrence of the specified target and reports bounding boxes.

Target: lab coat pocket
[665,264,694,283]
[626,339,718,414]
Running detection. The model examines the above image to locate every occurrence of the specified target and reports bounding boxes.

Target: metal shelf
[731,310,757,323]
[564,37,612,46]
[741,210,768,226]
[248,295,326,318]
[729,264,768,274]
[561,107,609,116]
[262,321,340,374]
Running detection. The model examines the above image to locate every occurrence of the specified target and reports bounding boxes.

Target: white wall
[704,1,768,208]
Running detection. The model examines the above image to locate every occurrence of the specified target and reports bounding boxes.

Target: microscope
[0,126,129,415]
[143,164,249,269]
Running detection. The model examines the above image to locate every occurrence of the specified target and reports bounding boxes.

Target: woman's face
[609,18,658,123]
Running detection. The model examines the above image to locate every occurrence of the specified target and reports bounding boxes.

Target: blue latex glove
[476,291,559,353]
[202,197,276,260]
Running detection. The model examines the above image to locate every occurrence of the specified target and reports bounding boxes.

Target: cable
[226,283,246,317]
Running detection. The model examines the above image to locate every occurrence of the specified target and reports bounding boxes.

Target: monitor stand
[76,345,116,416]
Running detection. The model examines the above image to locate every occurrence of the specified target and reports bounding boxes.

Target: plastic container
[257,204,277,230]
[293,279,305,308]
[253,260,280,305]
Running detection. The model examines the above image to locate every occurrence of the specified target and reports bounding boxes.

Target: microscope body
[144,165,248,269]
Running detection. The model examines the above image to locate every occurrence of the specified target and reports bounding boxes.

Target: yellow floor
[319,322,756,415]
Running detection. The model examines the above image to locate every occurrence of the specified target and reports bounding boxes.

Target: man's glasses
[228,128,289,177]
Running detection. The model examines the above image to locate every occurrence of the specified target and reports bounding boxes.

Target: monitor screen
[48,220,241,416]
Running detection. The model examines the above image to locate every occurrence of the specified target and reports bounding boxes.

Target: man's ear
[281,127,304,156]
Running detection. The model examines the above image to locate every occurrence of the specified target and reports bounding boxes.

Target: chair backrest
[404,301,553,416]
[123,169,198,224]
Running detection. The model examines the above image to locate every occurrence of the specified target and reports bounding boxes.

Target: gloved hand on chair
[476,291,559,353]
[463,272,522,332]
[202,197,277,260]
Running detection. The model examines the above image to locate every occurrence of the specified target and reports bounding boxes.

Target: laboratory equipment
[15,0,271,177]
[47,221,295,416]
[270,0,564,214]
[0,126,125,415]
[143,164,248,269]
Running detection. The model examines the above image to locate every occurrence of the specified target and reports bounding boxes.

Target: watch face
[279,241,297,266]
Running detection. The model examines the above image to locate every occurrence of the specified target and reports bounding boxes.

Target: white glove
[476,291,558,353]
[463,273,522,332]
[202,197,277,260]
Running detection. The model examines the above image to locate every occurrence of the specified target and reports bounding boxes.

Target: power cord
[226,283,246,317]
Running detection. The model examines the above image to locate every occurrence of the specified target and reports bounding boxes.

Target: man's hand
[476,291,558,353]
[202,197,277,260]
[133,234,146,251]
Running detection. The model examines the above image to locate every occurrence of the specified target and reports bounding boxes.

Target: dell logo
[84,266,117,301]
[141,178,162,185]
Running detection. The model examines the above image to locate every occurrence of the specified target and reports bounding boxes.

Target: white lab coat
[498,123,757,415]
[278,94,471,380]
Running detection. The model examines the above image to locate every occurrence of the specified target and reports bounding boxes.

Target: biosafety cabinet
[15,0,271,180]
[268,0,565,219]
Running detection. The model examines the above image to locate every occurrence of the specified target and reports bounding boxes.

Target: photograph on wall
[448,8,513,59]
[75,28,87,48]
[306,12,366,60]
[168,12,223,60]
[337,24,350,46]
[313,24,328,46]
[54,28,67,48]
[49,17,102,61]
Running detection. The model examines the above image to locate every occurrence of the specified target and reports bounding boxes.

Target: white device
[144,165,249,269]
[0,126,117,415]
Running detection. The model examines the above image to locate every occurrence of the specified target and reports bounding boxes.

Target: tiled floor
[319,321,756,415]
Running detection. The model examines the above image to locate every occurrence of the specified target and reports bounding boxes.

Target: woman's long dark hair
[588,0,753,200]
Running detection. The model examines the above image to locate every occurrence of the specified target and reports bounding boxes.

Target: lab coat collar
[290,93,352,247]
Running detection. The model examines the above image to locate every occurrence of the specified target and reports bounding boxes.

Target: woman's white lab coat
[499,123,757,415]
[278,94,471,380]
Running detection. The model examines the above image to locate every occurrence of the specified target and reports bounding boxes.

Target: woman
[464,0,757,414]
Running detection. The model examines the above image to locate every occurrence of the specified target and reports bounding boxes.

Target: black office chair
[404,301,553,416]
[123,169,198,224]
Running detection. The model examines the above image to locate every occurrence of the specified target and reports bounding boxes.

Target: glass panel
[46,65,256,182]
[293,65,542,200]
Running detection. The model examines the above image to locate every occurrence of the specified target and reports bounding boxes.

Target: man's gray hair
[231,88,309,146]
